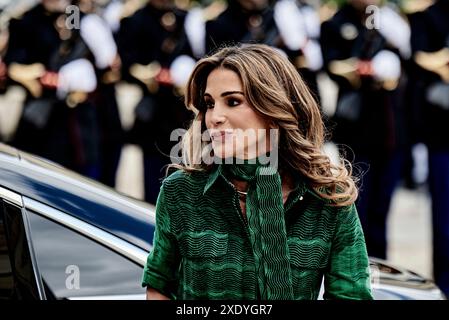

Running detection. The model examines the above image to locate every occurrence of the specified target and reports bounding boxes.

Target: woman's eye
[227,98,240,107]
[204,100,214,109]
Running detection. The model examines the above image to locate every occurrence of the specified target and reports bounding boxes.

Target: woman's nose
[208,105,227,127]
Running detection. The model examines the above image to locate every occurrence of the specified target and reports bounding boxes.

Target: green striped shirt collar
[203,164,310,210]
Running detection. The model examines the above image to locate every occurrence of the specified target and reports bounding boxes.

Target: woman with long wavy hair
[142,44,373,300]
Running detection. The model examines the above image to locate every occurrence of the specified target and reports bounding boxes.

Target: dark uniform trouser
[356,151,404,259]
[428,150,449,296]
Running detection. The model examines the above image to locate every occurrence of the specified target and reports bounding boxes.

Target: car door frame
[1,184,150,300]
[0,185,47,299]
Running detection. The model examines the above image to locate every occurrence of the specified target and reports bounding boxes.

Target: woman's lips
[210,130,233,142]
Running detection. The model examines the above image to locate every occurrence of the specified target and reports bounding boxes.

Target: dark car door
[1,182,147,300]
[23,205,146,300]
[0,198,44,299]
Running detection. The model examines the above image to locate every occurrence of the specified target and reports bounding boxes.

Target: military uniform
[117,1,193,203]
[409,0,449,296]
[75,3,125,187]
[321,2,410,259]
[206,0,322,100]
[4,3,101,178]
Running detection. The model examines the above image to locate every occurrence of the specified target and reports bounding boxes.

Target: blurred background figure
[71,0,125,187]
[205,0,323,100]
[320,0,411,259]
[117,0,195,204]
[4,0,102,178]
[204,0,273,52]
[0,2,10,143]
[408,0,449,297]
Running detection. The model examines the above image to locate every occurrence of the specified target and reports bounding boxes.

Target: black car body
[0,143,445,300]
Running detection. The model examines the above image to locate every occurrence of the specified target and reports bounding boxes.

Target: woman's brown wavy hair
[175,43,358,207]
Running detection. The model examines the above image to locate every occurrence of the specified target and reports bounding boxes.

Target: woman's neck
[229,165,295,194]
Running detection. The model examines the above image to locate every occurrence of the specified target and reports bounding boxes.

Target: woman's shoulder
[162,168,211,194]
[303,186,357,219]
[296,170,356,212]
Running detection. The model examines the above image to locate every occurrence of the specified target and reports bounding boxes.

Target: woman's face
[204,68,273,160]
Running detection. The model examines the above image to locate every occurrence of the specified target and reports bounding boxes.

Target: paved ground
[388,186,432,278]
[0,79,434,281]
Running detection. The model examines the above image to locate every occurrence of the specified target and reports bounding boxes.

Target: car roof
[0,143,155,252]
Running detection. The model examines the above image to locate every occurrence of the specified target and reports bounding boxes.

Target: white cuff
[303,40,323,71]
[372,50,401,81]
[185,7,206,59]
[57,59,97,98]
[379,5,411,59]
[170,55,197,88]
[274,0,307,51]
[80,14,118,69]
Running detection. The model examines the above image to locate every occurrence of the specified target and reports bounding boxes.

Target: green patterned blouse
[142,163,373,300]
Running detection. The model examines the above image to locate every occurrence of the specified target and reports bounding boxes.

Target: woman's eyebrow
[203,91,244,97]
[221,91,244,97]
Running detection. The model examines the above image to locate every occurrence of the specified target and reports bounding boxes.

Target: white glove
[300,5,320,39]
[303,40,323,71]
[426,82,449,110]
[379,5,411,59]
[57,59,97,98]
[184,7,206,59]
[274,0,307,51]
[372,50,401,81]
[102,0,124,33]
[170,55,197,88]
[80,14,118,69]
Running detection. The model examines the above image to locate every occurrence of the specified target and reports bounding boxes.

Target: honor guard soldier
[409,0,449,297]
[4,0,102,178]
[205,0,323,100]
[321,0,411,259]
[72,0,125,187]
[117,0,195,204]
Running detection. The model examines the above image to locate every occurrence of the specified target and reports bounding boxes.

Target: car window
[0,200,41,300]
[26,210,145,299]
